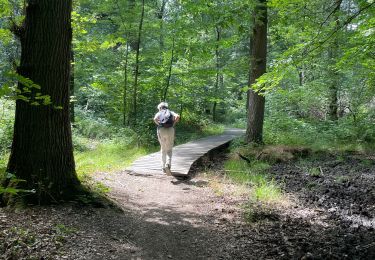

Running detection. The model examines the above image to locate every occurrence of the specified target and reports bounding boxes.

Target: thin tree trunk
[298,69,305,86]
[179,103,183,120]
[5,0,81,204]
[328,0,341,121]
[213,26,221,122]
[246,0,267,144]
[163,37,175,101]
[133,0,145,125]
[114,0,130,126]
[123,43,129,126]
[70,50,75,124]
[158,0,168,50]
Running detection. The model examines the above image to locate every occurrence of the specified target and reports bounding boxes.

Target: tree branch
[304,2,374,56]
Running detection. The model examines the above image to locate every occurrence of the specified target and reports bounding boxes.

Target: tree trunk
[328,0,341,121]
[132,0,145,125]
[114,0,130,126]
[158,0,168,50]
[246,0,267,144]
[213,26,221,122]
[163,37,175,101]
[123,43,129,126]
[70,50,75,124]
[4,0,81,204]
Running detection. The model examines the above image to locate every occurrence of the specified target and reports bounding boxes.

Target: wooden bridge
[128,128,245,176]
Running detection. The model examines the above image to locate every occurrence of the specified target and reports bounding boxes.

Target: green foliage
[223,150,282,203]
[0,172,36,196]
[0,99,14,155]
[264,107,375,151]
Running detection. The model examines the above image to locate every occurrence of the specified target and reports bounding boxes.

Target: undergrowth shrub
[0,100,14,156]
[74,108,114,139]
[264,110,375,151]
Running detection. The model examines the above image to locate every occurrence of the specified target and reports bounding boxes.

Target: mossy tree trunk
[4,0,81,204]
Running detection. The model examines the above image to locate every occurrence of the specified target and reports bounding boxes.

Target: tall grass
[74,137,150,179]
[264,114,375,152]
[223,158,283,203]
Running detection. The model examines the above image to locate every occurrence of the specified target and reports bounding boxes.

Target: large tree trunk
[132,0,145,125]
[246,0,267,144]
[5,0,81,204]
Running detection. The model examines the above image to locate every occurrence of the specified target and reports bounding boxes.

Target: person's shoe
[165,164,172,176]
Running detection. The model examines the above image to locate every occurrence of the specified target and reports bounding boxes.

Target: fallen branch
[238,153,251,164]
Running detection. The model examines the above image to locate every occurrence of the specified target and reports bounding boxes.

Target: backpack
[159,109,174,128]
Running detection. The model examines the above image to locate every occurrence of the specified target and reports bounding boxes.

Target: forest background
[0,0,374,184]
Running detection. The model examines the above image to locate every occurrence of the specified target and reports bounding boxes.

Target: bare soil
[0,150,374,259]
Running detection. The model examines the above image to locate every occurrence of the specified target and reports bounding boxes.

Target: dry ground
[1,150,374,259]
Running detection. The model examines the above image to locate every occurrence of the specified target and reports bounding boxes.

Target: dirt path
[1,151,374,259]
[91,169,247,260]
[1,167,247,260]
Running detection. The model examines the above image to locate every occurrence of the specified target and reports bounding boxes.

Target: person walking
[153,102,180,175]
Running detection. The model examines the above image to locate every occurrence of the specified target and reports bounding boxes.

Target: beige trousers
[157,127,175,169]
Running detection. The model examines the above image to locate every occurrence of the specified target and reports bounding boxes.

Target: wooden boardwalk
[128,128,245,176]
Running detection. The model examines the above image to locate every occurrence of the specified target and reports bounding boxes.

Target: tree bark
[114,0,131,126]
[123,43,130,126]
[328,0,341,121]
[70,50,75,124]
[213,26,221,122]
[163,37,175,101]
[132,0,145,125]
[246,0,267,144]
[4,0,81,204]
[158,0,168,49]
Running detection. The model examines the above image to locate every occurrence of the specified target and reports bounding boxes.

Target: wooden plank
[128,128,245,176]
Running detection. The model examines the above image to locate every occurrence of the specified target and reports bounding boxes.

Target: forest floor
[0,148,374,259]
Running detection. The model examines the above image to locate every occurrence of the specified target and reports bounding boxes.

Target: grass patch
[307,167,322,177]
[253,180,282,202]
[223,157,283,204]
[75,138,150,179]
[202,124,226,136]
[223,160,264,185]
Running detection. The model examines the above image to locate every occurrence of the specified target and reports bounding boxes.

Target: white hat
[157,102,168,110]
